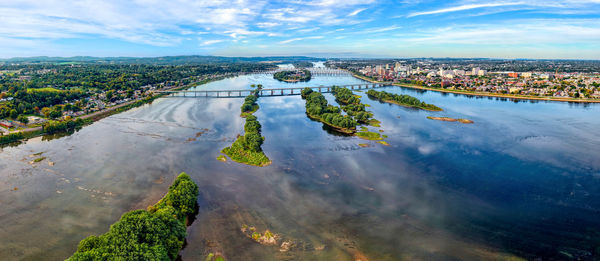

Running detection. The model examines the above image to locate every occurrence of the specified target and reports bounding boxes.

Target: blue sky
[1,0,600,59]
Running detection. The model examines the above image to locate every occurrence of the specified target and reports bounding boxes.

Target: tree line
[331,86,375,124]
[68,172,199,260]
[301,88,357,132]
[366,89,442,111]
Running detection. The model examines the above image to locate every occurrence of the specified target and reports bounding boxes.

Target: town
[332,59,600,99]
[0,60,273,135]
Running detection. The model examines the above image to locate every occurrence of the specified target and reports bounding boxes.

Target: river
[1,72,599,260]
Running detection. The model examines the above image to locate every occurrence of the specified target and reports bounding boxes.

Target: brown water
[1,74,600,260]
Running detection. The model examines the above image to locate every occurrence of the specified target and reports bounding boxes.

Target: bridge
[156,83,389,98]
[252,67,350,76]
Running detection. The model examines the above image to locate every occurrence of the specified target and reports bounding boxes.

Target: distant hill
[0,55,325,65]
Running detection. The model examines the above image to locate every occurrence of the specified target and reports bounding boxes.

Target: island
[427,116,474,124]
[221,89,271,167]
[331,86,380,126]
[301,88,357,134]
[273,69,312,82]
[68,172,199,260]
[366,89,442,111]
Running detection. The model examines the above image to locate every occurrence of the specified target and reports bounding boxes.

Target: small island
[331,86,380,126]
[221,90,271,167]
[427,116,474,124]
[68,172,199,260]
[273,69,312,82]
[301,88,357,134]
[366,89,442,111]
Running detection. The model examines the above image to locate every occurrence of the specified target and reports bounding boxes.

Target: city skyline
[1,0,600,59]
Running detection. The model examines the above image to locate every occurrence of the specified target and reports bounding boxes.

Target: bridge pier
[281,90,283,95]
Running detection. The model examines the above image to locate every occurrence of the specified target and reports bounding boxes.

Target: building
[508,72,519,78]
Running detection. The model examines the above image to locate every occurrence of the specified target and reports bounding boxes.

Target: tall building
[472,67,480,76]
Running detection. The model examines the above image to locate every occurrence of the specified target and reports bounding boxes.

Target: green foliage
[300,87,313,99]
[331,86,378,124]
[42,118,87,134]
[366,90,442,111]
[223,94,270,166]
[68,173,198,261]
[357,131,383,141]
[222,137,271,167]
[0,132,25,144]
[0,62,273,121]
[273,70,311,82]
[304,91,357,132]
[241,90,260,114]
[331,86,360,105]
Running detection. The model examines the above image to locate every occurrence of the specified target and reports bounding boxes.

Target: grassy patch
[216,155,227,162]
[241,104,259,117]
[34,157,46,163]
[27,87,64,93]
[377,141,390,146]
[357,131,383,141]
[360,126,368,132]
[358,143,370,148]
[367,119,381,127]
[221,138,271,167]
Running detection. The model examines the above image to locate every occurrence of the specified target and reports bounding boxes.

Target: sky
[1,0,600,59]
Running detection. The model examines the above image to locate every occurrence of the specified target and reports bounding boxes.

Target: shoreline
[348,71,600,104]
[1,74,233,145]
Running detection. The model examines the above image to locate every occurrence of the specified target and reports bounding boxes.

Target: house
[0,121,14,128]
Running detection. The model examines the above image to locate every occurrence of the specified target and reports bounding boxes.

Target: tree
[16,115,29,124]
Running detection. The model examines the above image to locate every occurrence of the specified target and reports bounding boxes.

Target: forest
[366,89,442,111]
[68,172,199,260]
[302,88,357,133]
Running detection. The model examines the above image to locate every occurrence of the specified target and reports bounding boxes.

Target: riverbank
[1,74,233,145]
[347,71,600,103]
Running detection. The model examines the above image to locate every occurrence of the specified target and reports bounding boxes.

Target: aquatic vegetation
[367,89,442,111]
[33,157,46,163]
[217,155,227,162]
[357,131,383,141]
[68,173,199,261]
[204,253,226,261]
[358,143,370,148]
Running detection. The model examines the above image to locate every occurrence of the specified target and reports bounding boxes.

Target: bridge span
[156,83,389,98]
[252,68,350,76]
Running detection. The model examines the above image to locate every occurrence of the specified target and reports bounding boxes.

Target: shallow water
[1,74,599,260]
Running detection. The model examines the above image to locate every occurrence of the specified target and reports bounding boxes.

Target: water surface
[1,74,599,260]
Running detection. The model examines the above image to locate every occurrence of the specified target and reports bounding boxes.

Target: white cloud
[408,2,524,17]
[200,39,225,46]
[279,36,324,44]
[348,8,367,16]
